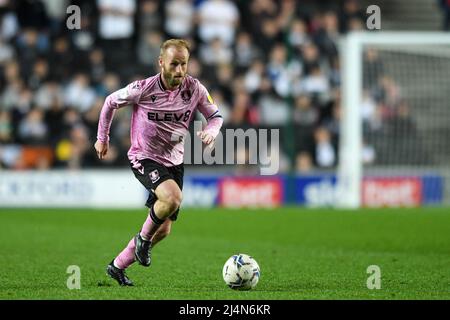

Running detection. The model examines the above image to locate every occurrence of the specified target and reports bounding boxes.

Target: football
[222,253,260,290]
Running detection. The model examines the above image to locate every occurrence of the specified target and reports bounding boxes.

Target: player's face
[160,47,189,89]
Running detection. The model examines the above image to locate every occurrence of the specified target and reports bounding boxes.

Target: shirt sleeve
[197,83,223,138]
[97,80,143,143]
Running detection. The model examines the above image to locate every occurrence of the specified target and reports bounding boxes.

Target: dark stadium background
[0,0,402,171]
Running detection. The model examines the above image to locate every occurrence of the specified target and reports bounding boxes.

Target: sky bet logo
[148,110,191,122]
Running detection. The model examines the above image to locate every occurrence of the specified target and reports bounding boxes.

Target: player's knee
[165,192,182,213]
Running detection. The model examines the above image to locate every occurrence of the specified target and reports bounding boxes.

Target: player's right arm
[95,80,143,160]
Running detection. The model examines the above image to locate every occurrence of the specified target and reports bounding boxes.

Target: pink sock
[140,206,164,240]
[114,238,136,269]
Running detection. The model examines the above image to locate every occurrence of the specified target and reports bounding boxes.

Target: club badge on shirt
[181,90,192,104]
[149,169,160,183]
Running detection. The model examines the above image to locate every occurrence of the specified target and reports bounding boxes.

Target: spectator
[322,100,340,150]
[286,18,310,48]
[186,56,203,79]
[82,97,104,136]
[234,32,261,72]
[97,72,121,97]
[347,16,365,31]
[314,127,335,168]
[266,43,301,98]
[230,90,258,126]
[439,0,450,30]
[17,108,48,144]
[34,80,64,111]
[197,0,240,46]
[137,30,162,73]
[329,56,340,88]
[257,77,289,126]
[363,48,384,90]
[0,110,13,143]
[294,65,330,98]
[87,48,106,85]
[293,94,317,157]
[212,63,234,101]
[27,58,49,91]
[360,90,380,132]
[373,75,402,117]
[383,101,429,165]
[247,0,279,38]
[0,2,19,41]
[0,40,14,65]
[296,151,313,173]
[244,59,265,94]
[339,0,365,33]
[313,11,339,64]
[15,29,49,76]
[67,124,90,169]
[1,78,24,112]
[199,37,233,66]
[314,127,336,168]
[277,0,297,31]
[0,144,22,169]
[40,0,70,34]
[2,58,20,83]
[70,10,97,53]
[362,141,376,165]
[257,18,282,55]
[97,0,136,40]
[164,0,195,38]
[49,36,76,81]
[12,84,34,118]
[63,73,97,113]
[293,94,319,127]
[97,0,136,67]
[44,90,65,143]
[298,41,322,76]
[138,0,162,35]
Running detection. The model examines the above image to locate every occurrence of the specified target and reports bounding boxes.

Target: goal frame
[336,31,450,208]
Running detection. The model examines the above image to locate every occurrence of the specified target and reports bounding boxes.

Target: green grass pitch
[0,207,449,300]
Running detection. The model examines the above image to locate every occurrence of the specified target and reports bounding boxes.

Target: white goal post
[337,32,450,208]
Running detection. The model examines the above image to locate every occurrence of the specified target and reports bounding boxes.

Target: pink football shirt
[97,74,223,166]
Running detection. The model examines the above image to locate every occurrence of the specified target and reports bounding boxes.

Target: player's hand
[94,140,109,160]
[197,131,215,149]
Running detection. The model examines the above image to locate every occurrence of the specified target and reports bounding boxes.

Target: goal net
[337,32,450,208]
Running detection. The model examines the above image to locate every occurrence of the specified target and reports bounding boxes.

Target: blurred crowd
[439,0,450,30]
[0,0,414,173]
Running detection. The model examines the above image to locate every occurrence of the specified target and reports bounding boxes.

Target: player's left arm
[196,83,224,148]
